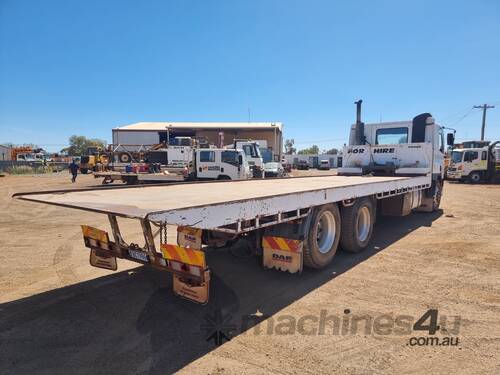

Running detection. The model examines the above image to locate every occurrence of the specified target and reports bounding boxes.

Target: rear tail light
[168,259,203,278]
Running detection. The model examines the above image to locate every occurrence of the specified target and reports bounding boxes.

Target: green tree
[298,145,319,155]
[325,148,339,155]
[284,139,296,154]
[61,135,107,156]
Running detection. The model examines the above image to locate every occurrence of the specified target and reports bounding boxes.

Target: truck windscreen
[451,151,463,163]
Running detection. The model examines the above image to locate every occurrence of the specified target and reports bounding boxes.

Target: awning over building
[115,122,283,132]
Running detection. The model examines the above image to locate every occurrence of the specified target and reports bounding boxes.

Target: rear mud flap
[166,227,210,304]
[82,225,118,271]
[262,236,303,274]
[89,248,117,271]
[173,270,211,304]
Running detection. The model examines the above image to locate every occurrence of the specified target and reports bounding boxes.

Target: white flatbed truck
[14,105,452,304]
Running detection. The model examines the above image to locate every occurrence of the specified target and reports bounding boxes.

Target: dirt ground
[0,172,499,374]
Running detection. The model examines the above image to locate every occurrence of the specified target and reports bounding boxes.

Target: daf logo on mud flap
[272,253,292,263]
[347,148,365,154]
[373,148,395,154]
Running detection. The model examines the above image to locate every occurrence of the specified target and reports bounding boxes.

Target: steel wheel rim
[316,211,336,254]
[357,206,371,242]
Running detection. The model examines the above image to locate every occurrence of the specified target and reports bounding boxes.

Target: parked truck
[14,102,452,304]
[227,140,265,178]
[447,141,500,183]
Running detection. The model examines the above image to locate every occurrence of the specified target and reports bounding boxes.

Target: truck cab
[447,142,499,183]
[228,140,264,178]
[339,105,452,213]
[339,113,447,179]
[195,148,251,180]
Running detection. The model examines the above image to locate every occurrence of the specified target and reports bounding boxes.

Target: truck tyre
[469,172,481,184]
[431,180,443,211]
[80,168,88,174]
[123,176,138,185]
[303,204,341,269]
[119,153,132,163]
[253,168,263,178]
[217,175,231,180]
[340,197,374,253]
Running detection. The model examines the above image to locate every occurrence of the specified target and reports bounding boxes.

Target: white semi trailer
[14,102,452,304]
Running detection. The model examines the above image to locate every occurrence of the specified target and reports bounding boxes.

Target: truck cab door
[219,150,240,179]
[434,126,445,178]
[196,150,219,179]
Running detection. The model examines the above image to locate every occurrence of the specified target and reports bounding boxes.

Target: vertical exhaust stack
[354,99,365,145]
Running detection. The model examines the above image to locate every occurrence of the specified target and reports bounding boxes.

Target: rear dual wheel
[303,204,341,269]
[340,197,375,253]
[300,198,377,269]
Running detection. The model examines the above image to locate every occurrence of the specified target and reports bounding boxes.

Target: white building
[0,145,12,161]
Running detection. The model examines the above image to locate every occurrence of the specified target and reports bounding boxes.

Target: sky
[1,0,499,152]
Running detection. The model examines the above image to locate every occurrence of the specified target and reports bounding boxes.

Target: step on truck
[14,101,453,304]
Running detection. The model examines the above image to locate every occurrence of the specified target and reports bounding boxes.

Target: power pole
[473,104,495,140]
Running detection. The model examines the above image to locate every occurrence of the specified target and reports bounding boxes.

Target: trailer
[14,104,453,304]
[94,171,186,185]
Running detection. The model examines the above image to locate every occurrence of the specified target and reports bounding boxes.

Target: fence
[0,161,69,174]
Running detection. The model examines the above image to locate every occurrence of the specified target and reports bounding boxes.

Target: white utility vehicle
[447,141,500,183]
[15,101,452,304]
[194,148,252,180]
[318,160,330,170]
[16,152,45,162]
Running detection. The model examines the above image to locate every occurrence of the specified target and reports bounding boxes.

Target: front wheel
[431,180,443,211]
[469,172,481,184]
[340,197,375,253]
[303,204,341,269]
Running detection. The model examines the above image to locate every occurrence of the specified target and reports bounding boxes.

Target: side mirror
[238,155,243,165]
[447,133,455,146]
